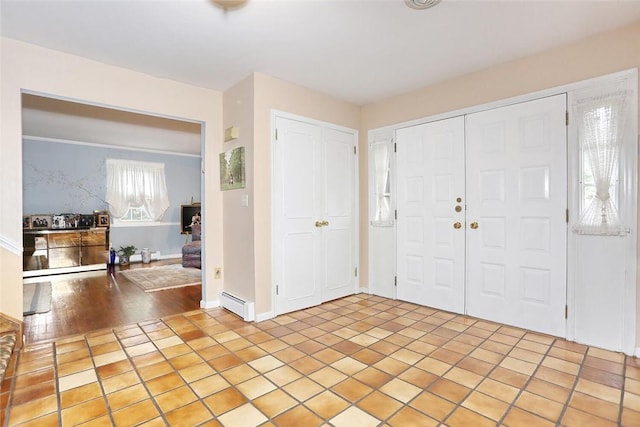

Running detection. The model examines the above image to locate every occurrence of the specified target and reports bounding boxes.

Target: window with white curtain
[573,81,632,235]
[370,139,393,226]
[106,159,170,222]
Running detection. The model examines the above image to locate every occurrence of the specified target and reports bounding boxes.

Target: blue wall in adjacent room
[23,138,202,257]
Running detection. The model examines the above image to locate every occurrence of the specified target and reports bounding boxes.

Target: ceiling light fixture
[210,0,248,12]
[405,0,442,10]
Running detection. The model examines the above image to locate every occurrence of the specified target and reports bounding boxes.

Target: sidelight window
[370,139,393,226]
[573,80,632,235]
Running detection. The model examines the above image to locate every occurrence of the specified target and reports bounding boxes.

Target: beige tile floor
[2,294,640,426]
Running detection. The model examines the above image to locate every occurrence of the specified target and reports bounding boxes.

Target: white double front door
[274,115,357,315]
[396,94,567,337]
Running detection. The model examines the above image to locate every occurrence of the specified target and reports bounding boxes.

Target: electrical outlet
[214,267,222,279]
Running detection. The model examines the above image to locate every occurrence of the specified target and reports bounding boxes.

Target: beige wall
[0,38,224,319]
[360,21,640,342]
[222,76,256,302]
[252,73,361,315]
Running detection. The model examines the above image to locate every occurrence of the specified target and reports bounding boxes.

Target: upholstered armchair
[182,223,201,269]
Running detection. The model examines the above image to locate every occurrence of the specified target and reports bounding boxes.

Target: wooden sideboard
[23,228,109,276]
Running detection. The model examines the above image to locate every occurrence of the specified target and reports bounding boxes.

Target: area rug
[120,264,201,292]
[23,281,52,315]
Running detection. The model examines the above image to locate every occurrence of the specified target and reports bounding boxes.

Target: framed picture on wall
[30,215,51,229]
[181,204,201,234]
[97,214,110,227]
[219,146,246,191]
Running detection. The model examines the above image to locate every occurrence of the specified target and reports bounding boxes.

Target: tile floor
[2,294,640,426]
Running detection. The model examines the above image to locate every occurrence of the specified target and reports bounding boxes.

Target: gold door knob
[455,205,462,212]
[470,222,479,229]
[453,222,462,229]
[321,220,329,226]
[315,221,323,227]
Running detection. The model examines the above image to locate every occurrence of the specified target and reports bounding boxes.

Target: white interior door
[322,128,357,302]
[274,116,357,315]
[465,94,567,336]
[274,117,322,314]
[396,116,466,313]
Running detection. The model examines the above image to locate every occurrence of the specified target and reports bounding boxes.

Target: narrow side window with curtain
[572,80,631,235]
[370,139,393,226]
[106,159,170,222]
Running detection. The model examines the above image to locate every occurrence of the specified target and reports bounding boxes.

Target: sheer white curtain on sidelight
[106,159,170,221]
[370,139,393,226]
[572,80,632,235]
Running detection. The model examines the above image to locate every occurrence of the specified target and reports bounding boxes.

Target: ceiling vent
[405,0,442,10]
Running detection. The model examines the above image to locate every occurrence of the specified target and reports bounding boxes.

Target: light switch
[241,194,249,207]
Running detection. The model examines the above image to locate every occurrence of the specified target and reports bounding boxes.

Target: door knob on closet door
[453,222,462,229]
[470,222,479,229]
[315,221,323,227]
[321,220,329,226]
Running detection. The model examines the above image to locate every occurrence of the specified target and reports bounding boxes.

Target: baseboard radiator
[220,291,255,322]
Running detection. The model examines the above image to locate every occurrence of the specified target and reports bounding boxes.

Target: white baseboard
[359,287,369,294]
[128,251,162,263]
[200,299,220,309]
[634,347,640,357]
[255,311,275,322]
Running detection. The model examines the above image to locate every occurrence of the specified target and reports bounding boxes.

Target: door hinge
[565,305,568,319]
[394,142,397,153]
[354,145,357,155]
[394,276,397,287]
[566,111,569,126]
[275,128,278,141]
[355,267,358,277]
[395,209,398,220]
[276,285,279,295]
[566,209,569,223]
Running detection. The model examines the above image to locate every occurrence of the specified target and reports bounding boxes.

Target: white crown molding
[23,135,201,158]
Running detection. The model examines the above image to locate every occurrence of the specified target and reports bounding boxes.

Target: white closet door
[322,128,357,302]
[274,116,357,315]
[396,116,466,313]
[274,117,323,314]
[465,94,567,337]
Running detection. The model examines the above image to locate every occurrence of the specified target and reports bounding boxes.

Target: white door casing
[396,116,466,314]
[274,115,357,315]
[465,94,568,337]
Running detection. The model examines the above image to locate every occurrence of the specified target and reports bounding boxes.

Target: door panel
[466,94,567,337]
[275,118,323,314]
[323,128,356,301]
[283,232,317,300]
[396,116,466,313]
